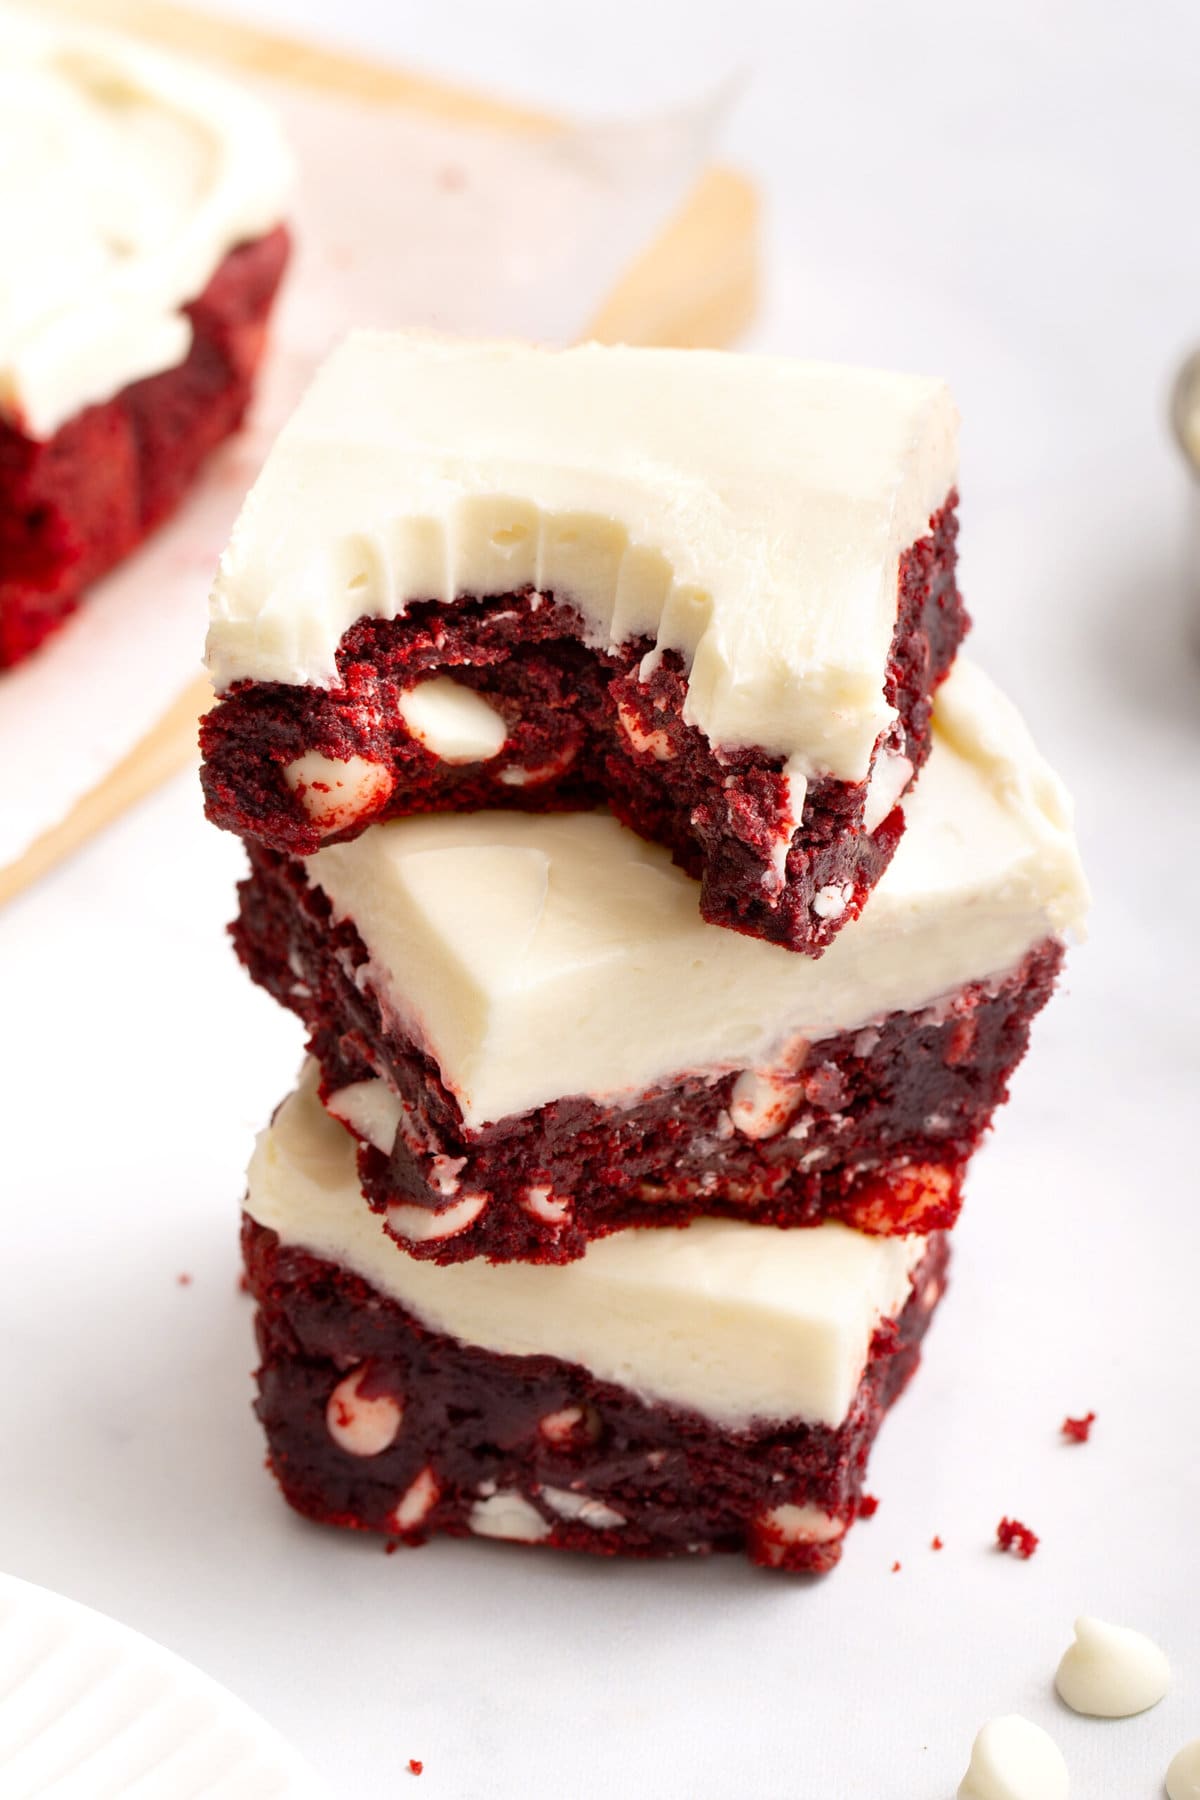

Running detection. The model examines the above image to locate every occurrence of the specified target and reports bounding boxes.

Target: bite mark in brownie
[202,496,965,953]
[0,226,290,669]
[243,1217,948,1574]
[232,839,1063,1263]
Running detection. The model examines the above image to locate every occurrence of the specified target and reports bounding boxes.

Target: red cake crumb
[407,1760,423,1776]
[931,1535,944,1551]
[1061,1411,1096,1444]
[891,1561,902,1573]
[858,1494,880,1519]
[996,1517,1039,1559]
[177,1273,193,1287]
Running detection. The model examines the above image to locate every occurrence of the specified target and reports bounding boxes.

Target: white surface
[301,660,1087,1127]
[0,4,291,435]
[248,1067,929,1430]
[206,331,956,782]
[1,3,1198,1798]
[0,67,716,873]
[0,1572,323,1796]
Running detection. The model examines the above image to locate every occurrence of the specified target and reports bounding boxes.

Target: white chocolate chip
[616,701,674,760]
[387,1192,488,1242]
[1054,1616,1170,1718]
[398,677,507,762]
[728,1069,801,1140]
[522,1184,572,1225]
[540,1486,625,1529]
[757,1502,845,1545]
[862,748,914,833]
[957,1716,1068,1800]
[812,882,853,920]
[284,752,395,832]
[325,1367,403,1457]
[538,1405,599,1447]
[1167,1739,1200,1800]
[325,1078,404,1154]
[469,1490,550,1542]
[390,1466,440,1532]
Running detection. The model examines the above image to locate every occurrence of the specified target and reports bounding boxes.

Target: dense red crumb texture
[202,497,965,955]
[242,1217,948,1574]
[232,850,1063,1263]
[996,1517,1039,1559]
[1061,1411,1096,1443]
[0,226,290,669]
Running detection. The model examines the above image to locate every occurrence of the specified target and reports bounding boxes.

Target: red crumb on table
[1062,1411,1096,1443]
[931,1535,944,1551]
[996,1517,1039,1559]
[891,1560,902,1573]
[407,1759,423,1776]
[858,1494,880,1519]
[177,1273,192,1287]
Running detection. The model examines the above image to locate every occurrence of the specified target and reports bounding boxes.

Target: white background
[2,3,1199,1797]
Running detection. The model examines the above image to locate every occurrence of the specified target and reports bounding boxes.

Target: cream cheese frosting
[0,5,292,438]
[245,1066,930,1430]
[301,660,1089,1129]
[206,329,958,780]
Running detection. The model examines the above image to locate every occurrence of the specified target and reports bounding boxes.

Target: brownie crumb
[996,1517,1039,1559]
[857,1494,880,1519]
[408,1759,424,1776]
[1061,1411,1096,1444]
[930,1535,944,1551]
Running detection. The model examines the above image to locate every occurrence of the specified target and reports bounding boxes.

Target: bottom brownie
[242,1083,950,1576]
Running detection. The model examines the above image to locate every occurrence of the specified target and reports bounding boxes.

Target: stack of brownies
[201,333,1087,1573]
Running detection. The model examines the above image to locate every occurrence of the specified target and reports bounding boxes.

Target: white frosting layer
[0,6,292,437]
[301,661,1089,1129]
[246,1069,929,1430]
[206,330,958,779]
[1054,1617,1170,1718]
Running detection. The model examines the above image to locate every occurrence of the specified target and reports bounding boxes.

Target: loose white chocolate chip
[398,677,507,762]
[1166,1739,1200,1800]
[1054,1616,1170,1718]
[957,1716,1068,1800]
[284,752,395,831]
[325,1367,403,1457]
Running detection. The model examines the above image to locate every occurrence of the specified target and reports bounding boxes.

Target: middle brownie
[231,662,1088,1264]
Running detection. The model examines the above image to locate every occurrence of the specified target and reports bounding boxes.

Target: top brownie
[203,332,965,954]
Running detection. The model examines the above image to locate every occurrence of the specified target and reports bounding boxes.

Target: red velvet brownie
[243,1073,950,1574]
[203,333,966,954]
[0,12,292,668]
[232,662,1088,1264]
